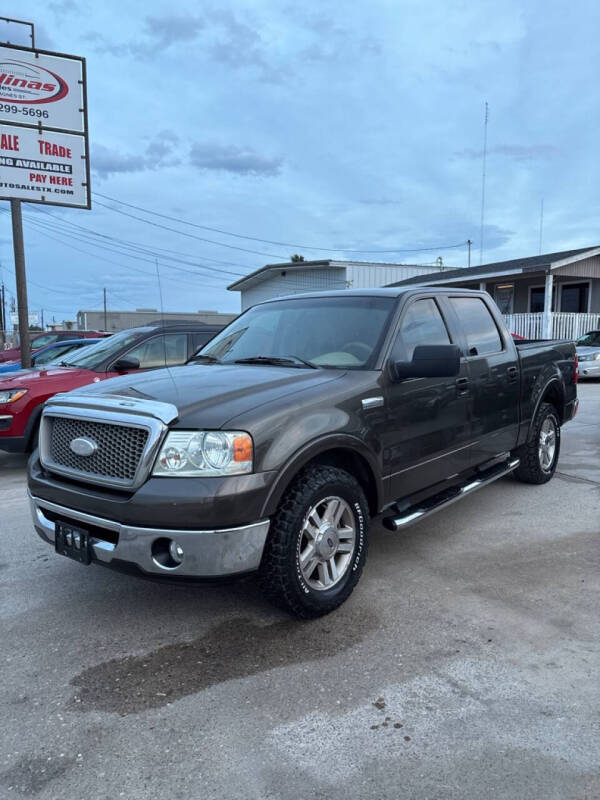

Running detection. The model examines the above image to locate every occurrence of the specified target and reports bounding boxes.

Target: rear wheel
[514,403,560,484]
[259,465,369,618]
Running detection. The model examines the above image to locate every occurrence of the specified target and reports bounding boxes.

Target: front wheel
[513,402,561,484]
[259,465,369,618]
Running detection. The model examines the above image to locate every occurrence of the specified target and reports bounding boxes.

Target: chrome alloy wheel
[538,417,557,471]
[298,496,356,591]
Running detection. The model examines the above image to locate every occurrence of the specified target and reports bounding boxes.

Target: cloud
[189,143,282,176]
[91,131,181,178]
[456,144,559,161]
[143,15,205,48]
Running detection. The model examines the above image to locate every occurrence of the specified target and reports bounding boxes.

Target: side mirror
[392,344,461,380]
[112,356,140,373]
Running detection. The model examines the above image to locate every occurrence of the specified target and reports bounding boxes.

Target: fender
[260,433,383,518]
[526,374,565,441]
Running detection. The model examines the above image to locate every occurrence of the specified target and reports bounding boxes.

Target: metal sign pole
[10,199,31,367]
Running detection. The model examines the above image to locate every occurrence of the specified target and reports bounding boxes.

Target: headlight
[0,389,28,404]
[152,430,253,477]
[594,353,600,361]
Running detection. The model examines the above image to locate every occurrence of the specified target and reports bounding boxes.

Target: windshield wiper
[233,355,319,369]
[188,354,222,364]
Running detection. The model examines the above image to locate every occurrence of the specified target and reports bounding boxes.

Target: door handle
[507,366,518,381]
[456,377,470,395]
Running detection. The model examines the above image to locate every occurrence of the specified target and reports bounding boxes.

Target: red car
[0,322,222,452]
[0,330,109,364]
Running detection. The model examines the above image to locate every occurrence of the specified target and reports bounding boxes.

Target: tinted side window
[396,298,451,359]
[449,297,502,356]
[125,334,188,368]
[191,331,216,352]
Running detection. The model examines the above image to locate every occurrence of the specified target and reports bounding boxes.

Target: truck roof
[257,286,485,304]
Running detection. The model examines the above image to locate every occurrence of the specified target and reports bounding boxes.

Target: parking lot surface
[1,384,598,799]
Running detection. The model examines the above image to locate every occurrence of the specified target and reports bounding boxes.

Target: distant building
[388,246,600,339]
[77,308,237,332]
[228,260,444,311]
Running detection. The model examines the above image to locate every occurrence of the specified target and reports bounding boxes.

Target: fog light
[169,541,184,564]
[151,537,184,570]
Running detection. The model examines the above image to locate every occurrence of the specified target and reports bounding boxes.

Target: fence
[502,312,600,340]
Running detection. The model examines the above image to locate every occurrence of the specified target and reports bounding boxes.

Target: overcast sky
[1,0,598,322]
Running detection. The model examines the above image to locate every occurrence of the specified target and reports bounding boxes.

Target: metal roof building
[76,308,237,332]
[227,259,443,310]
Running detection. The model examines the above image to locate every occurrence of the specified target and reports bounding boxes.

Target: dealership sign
[0,125,88,207]
[0,42,89,209]
[0,45,85,132]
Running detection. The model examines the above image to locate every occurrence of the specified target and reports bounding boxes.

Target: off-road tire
[259,465,369,618]
[513,402,560,484]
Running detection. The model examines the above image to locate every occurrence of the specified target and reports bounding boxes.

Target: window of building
[396,298,451,360]
[560,282,589,313]
[493,284,514,314]
[449,297,502,355]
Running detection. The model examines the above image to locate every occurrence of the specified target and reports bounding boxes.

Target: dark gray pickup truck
[28,288,578,617]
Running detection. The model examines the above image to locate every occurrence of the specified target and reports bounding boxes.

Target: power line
[24,207,246,278]
[93,191,470,255]
[1,209,237,288]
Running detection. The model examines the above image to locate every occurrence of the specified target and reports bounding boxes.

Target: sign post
[0,19,90,366]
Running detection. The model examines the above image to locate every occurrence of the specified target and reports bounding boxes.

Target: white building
[228,259,443,310]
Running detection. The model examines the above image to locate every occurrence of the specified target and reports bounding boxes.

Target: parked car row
[0,330,110,363]
[0,338,104,375]
[0,322,222,453]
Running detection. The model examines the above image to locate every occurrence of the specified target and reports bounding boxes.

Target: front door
[382,296,473,503]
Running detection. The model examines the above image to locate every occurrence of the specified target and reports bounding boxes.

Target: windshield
[576,331,600,347]
[61,329,147,370]
[33,343,79,366]
[197,296,396,369]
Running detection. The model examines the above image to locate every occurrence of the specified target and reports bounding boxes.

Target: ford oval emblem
[69,436,98,457]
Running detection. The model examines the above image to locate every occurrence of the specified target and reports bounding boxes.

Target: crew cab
[1,321,222,452]
[0,330,108,364]
[28,289,578,617]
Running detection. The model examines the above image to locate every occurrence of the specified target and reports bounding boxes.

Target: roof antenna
[155,257,167,366]
[538,198,544,254]
[479,101,489,266]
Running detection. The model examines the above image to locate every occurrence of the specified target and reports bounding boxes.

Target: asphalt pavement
[1,384,598,799]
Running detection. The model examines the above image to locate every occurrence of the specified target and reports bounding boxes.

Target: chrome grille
[48,417,149,482]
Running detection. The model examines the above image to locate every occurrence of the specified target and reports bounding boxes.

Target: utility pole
[11,199,31,368]
[41,308,44,331]
[467,239,472,268]
[103,287,107,331]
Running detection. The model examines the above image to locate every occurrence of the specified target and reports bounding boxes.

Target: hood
[0,366,96,388]
[70,363,343,428]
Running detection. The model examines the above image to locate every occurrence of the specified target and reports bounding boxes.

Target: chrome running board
[382,458,520,531]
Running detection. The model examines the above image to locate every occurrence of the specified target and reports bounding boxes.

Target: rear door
[444,295,520,466]
[382,295,473,501]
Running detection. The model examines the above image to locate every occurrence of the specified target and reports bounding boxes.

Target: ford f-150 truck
[28,288,578,617]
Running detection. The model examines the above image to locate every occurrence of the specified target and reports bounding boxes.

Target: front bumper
[29,492,270,579]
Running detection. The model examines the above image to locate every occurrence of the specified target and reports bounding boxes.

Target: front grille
[48,417,149,482]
